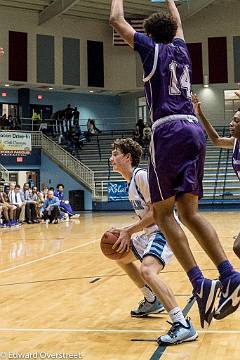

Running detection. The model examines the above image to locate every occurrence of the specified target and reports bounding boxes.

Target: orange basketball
[100,230,129,260]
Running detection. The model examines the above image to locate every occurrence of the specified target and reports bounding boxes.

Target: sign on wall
[0,132,32,156]
[108,181,128,201]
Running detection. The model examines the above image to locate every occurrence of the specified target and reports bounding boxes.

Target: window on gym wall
[137,97,148,122]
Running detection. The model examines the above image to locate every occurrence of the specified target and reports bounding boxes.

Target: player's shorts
[131,230,173,268]
[149,116,206,203]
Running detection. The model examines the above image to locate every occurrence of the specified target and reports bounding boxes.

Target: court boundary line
[0,328,238,334]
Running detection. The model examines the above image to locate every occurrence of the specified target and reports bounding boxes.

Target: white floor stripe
[0,328,238,334]
[0,240,97,274]
[192,250,233,253]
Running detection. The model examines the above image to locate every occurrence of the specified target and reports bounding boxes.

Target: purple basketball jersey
[134,32,195,123]
[232,139,240,180]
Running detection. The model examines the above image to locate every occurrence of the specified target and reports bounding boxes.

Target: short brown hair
[112,138,143,167]
[144,13,177,44]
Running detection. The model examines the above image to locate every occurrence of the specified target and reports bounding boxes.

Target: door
[26,171,38,189]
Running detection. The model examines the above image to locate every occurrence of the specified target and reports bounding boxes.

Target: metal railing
[0,130,95,193]
[214,127,232,201]
[20,117,135,133]
[31,131,42,147]
[41,134,95,192]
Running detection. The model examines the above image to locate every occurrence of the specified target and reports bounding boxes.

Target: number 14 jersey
[134,32,195,123]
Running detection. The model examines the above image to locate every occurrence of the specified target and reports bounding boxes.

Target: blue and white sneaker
[131,297,164,317]
[214,271,240,320]
[193,278,222,328]
[157,318,198,345]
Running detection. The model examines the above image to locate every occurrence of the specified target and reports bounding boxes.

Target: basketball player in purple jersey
[110,0,240,328]
[193,94,240,260]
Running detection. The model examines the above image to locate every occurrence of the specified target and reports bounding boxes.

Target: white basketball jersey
[128,168,158,235]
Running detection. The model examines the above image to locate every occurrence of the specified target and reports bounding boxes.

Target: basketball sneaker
[193,278,222,328]
[157,318,198,346]
[131,297,164,317]
[214,271,240,320]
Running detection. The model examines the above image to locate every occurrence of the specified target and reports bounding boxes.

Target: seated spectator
[87,118,95,134]
[4,184,11,197]
[42,190,60,224]
[142,121,152,158]
[54,184,74,217]
[0,191,16,227]
[4,183,16,218]
[143,121,151,140]
[132,128,142,145]
[32,186,44,219]
[84,119,101,141]
[11,185,25,223]
[91,119,101,134]
[41,186,48,201]
[21,183,38,224]
[69,126,85,153]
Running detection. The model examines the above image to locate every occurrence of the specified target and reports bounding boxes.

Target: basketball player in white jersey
[109,138,197,345]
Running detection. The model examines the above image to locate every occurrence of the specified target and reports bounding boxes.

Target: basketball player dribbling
[110,0,240,328]
[110,138,198,345]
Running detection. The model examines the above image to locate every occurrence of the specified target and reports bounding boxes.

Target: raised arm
[110,0,135,48]
[166,0,184,40]
[192,94,234,149]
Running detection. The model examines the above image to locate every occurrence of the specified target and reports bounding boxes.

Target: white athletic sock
[140,285,156,303]
[169,307,188,327]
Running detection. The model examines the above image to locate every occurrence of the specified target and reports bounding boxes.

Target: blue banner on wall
[108,181,128,201]
[0,148,41,166]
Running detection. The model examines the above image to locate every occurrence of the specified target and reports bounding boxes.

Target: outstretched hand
[0,48,4,57]
[112,228,131,253]
[192,93,201,115]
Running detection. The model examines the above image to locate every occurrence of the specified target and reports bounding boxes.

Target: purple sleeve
[172,37,187,48]
[172,38,190,55]
[172,37,191,63]
[134,32,155,64]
